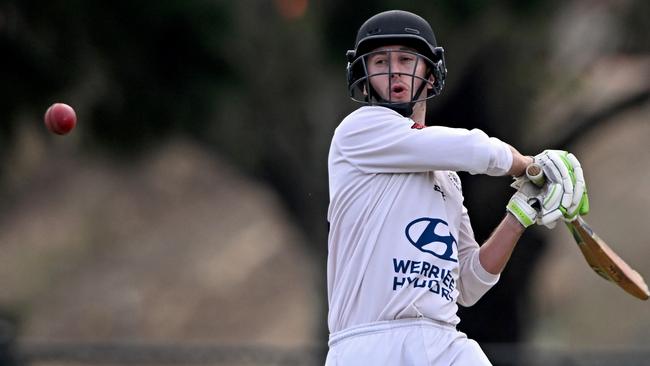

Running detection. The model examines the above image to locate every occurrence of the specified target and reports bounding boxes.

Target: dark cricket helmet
[346,10,447,116]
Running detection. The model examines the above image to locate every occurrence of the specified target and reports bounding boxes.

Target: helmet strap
[366,84,413,117]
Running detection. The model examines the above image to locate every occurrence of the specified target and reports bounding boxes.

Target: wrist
[505,212,528,232]
[508,148,533,177]
[514,155,534,177]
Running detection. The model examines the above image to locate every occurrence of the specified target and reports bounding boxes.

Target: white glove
[533,150,588,221]
[509,177,563,229]
[507,179,541,228]
[535,180,565,228]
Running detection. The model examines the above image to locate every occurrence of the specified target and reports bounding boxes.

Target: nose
[389,53,410,76]
[390,65,406,80]
[390,55,404,74]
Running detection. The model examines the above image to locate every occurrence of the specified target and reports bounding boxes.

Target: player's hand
[535,179,565,228]
[507,178,541,228]
[533,150,588,221]
[508,177,564,229]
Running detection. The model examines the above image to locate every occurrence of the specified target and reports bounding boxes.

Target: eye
[373,58,387,65]
[400,55,415,63]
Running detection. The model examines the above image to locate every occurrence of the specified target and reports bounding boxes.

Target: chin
[390,97,410,103]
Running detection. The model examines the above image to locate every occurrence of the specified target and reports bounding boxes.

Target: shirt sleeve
[455,205,500,307]
[334,107,513,176]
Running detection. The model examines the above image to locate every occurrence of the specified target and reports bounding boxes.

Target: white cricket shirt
[327,106,513,334]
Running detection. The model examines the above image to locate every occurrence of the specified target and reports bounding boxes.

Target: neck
[410,100,427,125]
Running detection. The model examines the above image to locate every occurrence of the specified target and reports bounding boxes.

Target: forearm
[478,213,526,275]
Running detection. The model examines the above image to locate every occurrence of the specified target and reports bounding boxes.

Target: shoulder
[339,106,404,128]
[336,106,411,137]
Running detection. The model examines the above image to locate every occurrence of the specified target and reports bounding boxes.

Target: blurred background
[1,0,648,365]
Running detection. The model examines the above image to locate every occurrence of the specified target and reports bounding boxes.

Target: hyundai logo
[405,218,458,262]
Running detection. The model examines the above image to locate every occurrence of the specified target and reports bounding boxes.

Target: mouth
[390,84,409,100]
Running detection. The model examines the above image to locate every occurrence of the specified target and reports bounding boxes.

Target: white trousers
[326,318,492,366]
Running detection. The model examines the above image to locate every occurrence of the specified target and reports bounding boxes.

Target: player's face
[366,45,433,103]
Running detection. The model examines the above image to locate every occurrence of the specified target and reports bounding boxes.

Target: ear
[427,74,435,89]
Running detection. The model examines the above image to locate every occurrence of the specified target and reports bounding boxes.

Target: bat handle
[526,163,545,187]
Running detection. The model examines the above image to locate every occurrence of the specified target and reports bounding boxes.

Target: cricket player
[326,10,588,365]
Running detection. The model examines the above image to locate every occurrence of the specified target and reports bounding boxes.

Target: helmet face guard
[347,48,441,106]
[346,10,447,117]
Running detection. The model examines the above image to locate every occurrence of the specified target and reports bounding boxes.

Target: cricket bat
[526,164,649,300]
[567,216,649,300]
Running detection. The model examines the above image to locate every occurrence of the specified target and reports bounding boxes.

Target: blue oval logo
[405,218,458,262]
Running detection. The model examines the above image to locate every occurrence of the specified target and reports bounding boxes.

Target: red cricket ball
[44,103,77,135]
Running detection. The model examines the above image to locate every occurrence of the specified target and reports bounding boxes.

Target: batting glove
[533,150,589,221]
[509,177,564,229]
[535,180,565,228]
[507,178,541,228]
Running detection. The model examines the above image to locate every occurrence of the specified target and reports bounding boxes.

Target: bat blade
[568,217,649,300]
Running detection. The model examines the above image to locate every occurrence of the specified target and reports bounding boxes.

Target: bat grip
[526,163,545,187]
